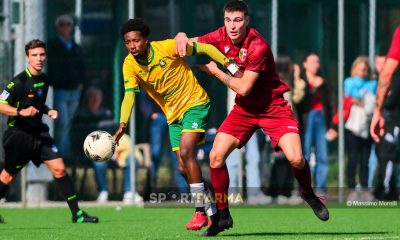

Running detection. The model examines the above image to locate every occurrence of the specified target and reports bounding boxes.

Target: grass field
[0,205,399,239]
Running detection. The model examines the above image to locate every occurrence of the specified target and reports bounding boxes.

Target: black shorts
[2,128,62,174]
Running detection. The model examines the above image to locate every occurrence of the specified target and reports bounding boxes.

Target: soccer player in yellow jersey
[114,18,231,231]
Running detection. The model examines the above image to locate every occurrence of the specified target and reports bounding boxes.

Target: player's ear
[245,16,250,25]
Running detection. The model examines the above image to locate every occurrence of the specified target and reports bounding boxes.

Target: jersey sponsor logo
[0,90,10,100]
[239,48,247,61]
[224,46,230,53]
[28,93,35,98]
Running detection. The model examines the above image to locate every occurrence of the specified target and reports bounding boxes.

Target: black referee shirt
[0,68,51,134]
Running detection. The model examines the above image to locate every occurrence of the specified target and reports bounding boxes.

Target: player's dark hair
[120,18,150,39]
[223,0,249,16]
[25,39,46,55]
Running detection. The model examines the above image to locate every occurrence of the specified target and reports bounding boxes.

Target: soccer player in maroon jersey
[175,0,329,236]
[370,26,400,142]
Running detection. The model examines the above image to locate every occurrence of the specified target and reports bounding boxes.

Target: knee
[209,150,226,169]
[179,147,194,162]
[287,154,305,169]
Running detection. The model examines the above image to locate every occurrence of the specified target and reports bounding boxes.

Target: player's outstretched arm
[114,92,135,143]
[370,58,399,142]
[186,42,230,67]
[198,61,259,96]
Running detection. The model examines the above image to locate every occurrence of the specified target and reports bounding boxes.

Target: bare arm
[370,58,400,142]
[375,58,400,111]
[0,103,39,117]
[198,61,259,96]
[0,102,19,116]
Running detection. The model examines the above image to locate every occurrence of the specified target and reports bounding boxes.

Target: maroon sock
[292,160,314,195]
[210,165,230,210]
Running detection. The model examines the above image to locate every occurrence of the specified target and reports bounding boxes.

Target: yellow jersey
[122,39,209,124]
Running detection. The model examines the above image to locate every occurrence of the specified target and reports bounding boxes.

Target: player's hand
[19,106,39,117]
[47,109,58,120]
[326,128,338,141]
[175,32,190,57]
[198,61,218,76]
[114,122,127,145]
[370,109,385,143]
[112,150,120,161]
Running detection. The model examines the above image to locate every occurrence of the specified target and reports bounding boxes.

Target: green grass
[0,205,399,239]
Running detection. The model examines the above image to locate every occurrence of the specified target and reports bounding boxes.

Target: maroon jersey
[387,27,400,62]
[198,27,289,112]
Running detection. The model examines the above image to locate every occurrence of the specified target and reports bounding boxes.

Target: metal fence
[0,40,12,162]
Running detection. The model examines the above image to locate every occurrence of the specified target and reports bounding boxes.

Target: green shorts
[169,101,210,151]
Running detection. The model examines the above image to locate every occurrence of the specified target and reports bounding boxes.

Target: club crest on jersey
[37,89,43,96]
[239,48,247,61]
[191,122,199,129]
[159,59,167,68]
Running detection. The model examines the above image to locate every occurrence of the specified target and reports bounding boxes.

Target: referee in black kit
[0,39,98,224]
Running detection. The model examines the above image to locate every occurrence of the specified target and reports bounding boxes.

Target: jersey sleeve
[387,27,400,62]
[0,80,19,105]
[245,43,267,72]
[187,42,229,66]
[122,56,140,93]
[120,57,140,124]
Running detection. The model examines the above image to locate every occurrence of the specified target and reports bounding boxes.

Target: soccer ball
[83,130,116,162]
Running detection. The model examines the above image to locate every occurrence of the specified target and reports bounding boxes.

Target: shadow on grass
[223,231,390,237]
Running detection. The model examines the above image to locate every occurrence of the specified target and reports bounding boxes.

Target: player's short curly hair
[25,39,46,55]
[223,0,249,16]
[120,18,150,39]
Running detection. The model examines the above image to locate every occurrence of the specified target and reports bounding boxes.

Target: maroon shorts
[218,103,299,151]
